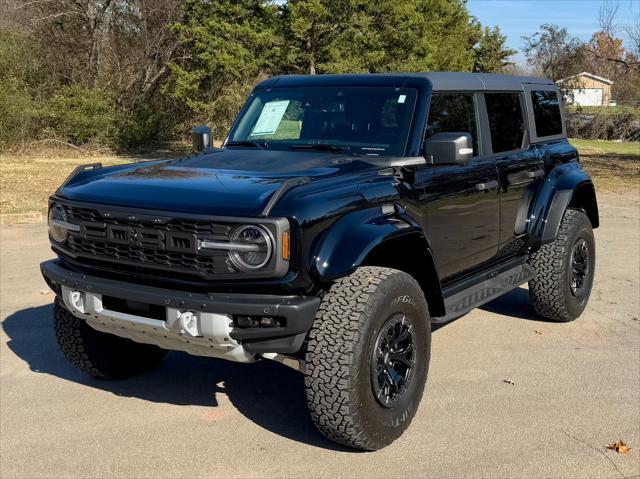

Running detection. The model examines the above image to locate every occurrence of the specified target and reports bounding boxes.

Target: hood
[58,149,372,216]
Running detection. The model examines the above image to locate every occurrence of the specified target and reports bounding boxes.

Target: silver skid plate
[61,286,255,362]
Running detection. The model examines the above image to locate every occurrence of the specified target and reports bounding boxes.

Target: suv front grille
[65,205,233,237]
[59,204,239,278]
[65,236,234,276]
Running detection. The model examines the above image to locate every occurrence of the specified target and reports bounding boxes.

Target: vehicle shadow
[2,304,351,451]
[480,286,555,322]
[3,289,546,450]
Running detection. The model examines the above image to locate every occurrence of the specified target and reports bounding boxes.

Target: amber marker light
[282,230,290,261]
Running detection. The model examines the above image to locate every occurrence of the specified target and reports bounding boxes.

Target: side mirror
[424,132,473,165]
[192,125,212,152]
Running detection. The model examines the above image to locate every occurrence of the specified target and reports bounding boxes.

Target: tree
[282,0,483,74]
[167,0,281,130]
[579,1,640,105]
[522,24,583,80]
[280,0,349,75]
[472,25,516,73]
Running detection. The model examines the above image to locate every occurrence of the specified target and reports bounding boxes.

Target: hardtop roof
[255,72,556,92]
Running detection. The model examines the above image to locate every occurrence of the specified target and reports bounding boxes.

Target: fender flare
[529,162,599,245]
[311,207,421,279]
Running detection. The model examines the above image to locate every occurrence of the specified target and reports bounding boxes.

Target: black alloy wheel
[371,314,417,408]
[570,238,589,298]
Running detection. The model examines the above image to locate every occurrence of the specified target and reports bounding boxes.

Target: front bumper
[41,260,320,360]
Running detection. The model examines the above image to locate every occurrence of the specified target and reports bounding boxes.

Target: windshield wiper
[226,140,268,148]
[289,144,354,154]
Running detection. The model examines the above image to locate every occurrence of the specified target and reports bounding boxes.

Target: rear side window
[531,90,563,138]
[485,93,525,154]
[426,94,479,156]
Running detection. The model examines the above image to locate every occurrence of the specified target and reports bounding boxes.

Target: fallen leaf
[606,440,631,454]
[39,289,52,295]
[502,379,516,386]
[534,329,544,335]
[204,410,224,423]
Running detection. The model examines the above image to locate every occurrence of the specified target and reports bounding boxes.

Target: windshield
[228,86,417,156]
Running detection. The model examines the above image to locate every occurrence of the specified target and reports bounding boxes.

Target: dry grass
[572,139,640,190]
[0,145,187,218]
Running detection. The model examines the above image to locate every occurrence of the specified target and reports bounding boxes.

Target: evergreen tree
[167,0,281,129]
[473,26,517,73]
[282,0,486,74]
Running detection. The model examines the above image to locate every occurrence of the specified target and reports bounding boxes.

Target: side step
[433,258,535,323]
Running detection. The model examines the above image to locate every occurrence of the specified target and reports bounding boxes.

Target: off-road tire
[54,299,166,379]
[528,209,595,322]
[304,267,431,451]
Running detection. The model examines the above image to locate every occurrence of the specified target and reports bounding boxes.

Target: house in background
[557,72,614,106]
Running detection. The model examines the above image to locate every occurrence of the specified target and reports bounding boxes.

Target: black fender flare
[529,162,599,245]
[311,206,445,315]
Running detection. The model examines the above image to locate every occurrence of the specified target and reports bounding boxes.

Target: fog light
[234,315,282,328]
[259,316,277,327]
[236,315,258,328]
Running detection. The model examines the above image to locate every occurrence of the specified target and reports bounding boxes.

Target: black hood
[57,148,373,216]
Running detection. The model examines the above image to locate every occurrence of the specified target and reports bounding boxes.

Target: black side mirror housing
[424,132,473,165]
[192,125,212,152]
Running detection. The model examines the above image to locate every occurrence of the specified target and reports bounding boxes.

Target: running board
[432,259,535,323]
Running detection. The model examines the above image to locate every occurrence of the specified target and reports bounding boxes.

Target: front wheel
[304,267,431,450]
[528,209,596,321]
[54,299,167,379]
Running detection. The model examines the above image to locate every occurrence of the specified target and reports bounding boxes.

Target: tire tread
[304,266,427,450]
[528,209,593,321]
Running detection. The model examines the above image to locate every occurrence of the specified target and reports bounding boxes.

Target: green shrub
[112,104,165,152]
[46,85,116,145]
[0,32,43,148]
[0,78,41,149]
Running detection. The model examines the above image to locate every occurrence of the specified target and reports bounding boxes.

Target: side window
[485,93,525,154]
[531,90,563,138]
[426,94,479,156]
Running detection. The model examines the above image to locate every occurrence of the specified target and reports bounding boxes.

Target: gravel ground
[1,190,638,479]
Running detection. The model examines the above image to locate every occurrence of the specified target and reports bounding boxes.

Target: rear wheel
[54,299,166,379]
[528,209,595,321]
[304,267,431,450]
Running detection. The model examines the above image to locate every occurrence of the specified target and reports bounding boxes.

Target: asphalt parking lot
[1,190,638,479]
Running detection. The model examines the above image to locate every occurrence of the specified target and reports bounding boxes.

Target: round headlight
[48,204,69,243]
[229,225,273,271]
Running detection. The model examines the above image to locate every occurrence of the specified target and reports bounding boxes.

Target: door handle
[527,169,545,179]
[475,180,499,191]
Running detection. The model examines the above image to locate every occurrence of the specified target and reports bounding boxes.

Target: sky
[467,0,639,66]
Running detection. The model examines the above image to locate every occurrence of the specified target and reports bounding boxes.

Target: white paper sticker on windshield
[398,94,407,104]
[251,100,290,136]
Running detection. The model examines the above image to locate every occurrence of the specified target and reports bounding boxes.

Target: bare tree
[522,24,584,81]
[584,0,640,71]
[9,0,182,98]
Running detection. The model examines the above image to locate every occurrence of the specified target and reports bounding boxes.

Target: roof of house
[557,72,613,85]
[256,72,556,92]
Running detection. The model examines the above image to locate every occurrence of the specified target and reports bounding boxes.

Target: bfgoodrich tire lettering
[304,266,431,450]
[54,299,166,379]
[528,209,596,321]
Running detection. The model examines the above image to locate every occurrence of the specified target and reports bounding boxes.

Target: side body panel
[414,160,500,280]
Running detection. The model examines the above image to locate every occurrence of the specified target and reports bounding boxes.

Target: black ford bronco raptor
[42,73,598,450]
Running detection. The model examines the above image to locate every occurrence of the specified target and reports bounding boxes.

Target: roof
[255,72,556,92]
[557,72,613,85]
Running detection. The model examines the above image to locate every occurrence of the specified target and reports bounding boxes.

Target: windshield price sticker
[251,100,290,136]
